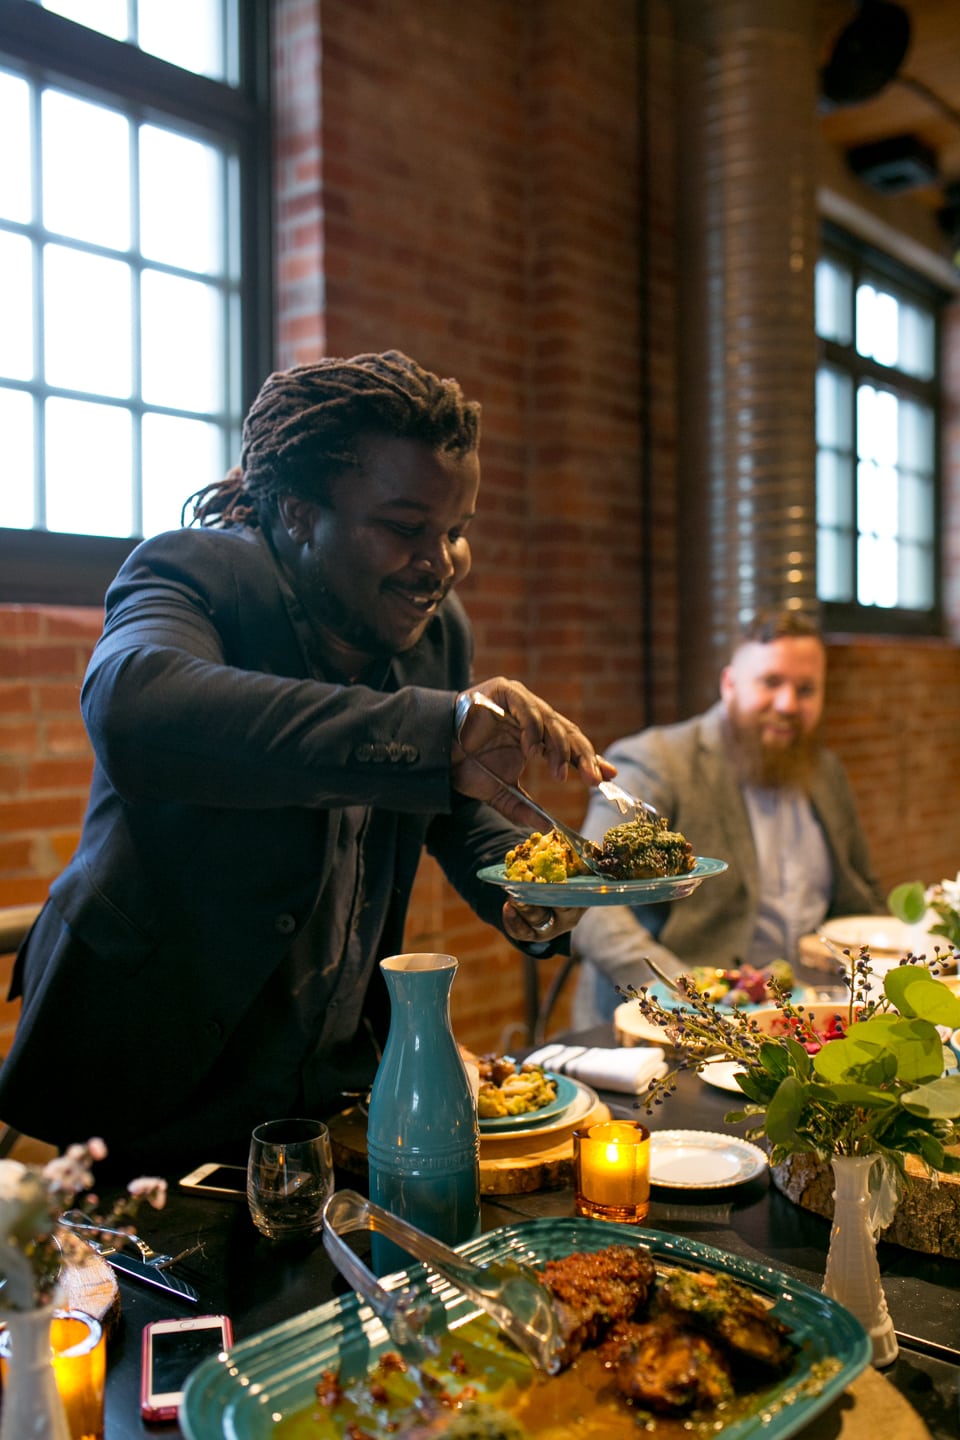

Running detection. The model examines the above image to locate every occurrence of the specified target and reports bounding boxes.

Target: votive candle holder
[573,1120,650,1222]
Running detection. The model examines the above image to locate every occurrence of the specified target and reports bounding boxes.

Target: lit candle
[50,1311,106,1440]
[573,1120,650,1222]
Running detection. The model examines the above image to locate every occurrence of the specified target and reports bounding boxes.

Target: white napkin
[525,1042,667,1094]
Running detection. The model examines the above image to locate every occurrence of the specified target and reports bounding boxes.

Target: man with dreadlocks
[0,350,613,1173]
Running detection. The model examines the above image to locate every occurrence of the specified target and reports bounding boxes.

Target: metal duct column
[673,0,819,713]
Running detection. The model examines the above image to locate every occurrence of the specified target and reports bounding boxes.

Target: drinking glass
[247,1118,334,1240]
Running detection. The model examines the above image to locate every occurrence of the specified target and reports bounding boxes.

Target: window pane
[857,533,897,607]
[857,459,898,539]
[816,366,852,449]
[45,397,133,536]
[42,90,130,249]
[900,542,934,609]
[899,472,933,543]
[816,449,852,527]
[0,232,34,380]
[44,245,132,397]
[142,413,224,537]
[817,527,852,603]
[138,0,227,81]
[0,388,35,527]
[856,283,898,366]
[141,271,221,411]
[815,258,852,344]
[0,71,32,223]
[899,300,934,381]
[140,126,223,273]
[899,398,934,474]
[857,385,897,462]
[42,0,128,41]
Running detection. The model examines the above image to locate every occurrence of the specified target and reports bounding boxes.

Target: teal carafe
[367,953,480,1275]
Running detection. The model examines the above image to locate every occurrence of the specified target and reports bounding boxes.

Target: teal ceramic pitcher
[367,953,480,1275]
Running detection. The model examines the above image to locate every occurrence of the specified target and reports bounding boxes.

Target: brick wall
[2,0,960,1066]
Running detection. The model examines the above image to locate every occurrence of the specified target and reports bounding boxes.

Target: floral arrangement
[0,1138,166,1311]
[888,873,960,953]
[626,950,960,1223]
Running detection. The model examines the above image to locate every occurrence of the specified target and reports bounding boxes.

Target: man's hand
[451,681,615,826]
[502,902,585,944]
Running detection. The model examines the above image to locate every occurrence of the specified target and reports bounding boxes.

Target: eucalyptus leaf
[901,1072,960,1119]
[812,1033,896,1085]
[887,881,927,925]
[883,966,960,1024]
[763,1075,808,1145]
[818,1081,898,1110]
[851,1016,944,1083]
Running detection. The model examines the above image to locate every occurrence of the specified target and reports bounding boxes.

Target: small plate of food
[479,814,728,906]
[476,1055,579,1131]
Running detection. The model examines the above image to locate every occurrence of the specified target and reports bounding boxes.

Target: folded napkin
[525,1042,667,1094]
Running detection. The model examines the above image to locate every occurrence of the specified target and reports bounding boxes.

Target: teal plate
[181,1215,870,1440]
[478,855,728,908]
[477,1071,579,1132]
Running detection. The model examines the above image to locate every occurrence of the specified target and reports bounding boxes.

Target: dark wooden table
[99,1061,960,1439]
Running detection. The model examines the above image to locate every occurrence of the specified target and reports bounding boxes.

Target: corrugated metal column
[673,0,820,712]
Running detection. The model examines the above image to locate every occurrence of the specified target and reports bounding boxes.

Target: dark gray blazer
[0,525,534,1155]
[572,703,886,1027]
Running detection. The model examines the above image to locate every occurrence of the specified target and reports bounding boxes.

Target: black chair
[0,902,42,1159]
[522,948,582,1046]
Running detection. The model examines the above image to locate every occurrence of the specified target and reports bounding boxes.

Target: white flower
[935,872,960,912]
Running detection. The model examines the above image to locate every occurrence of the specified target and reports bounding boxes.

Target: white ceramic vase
[821,1154,899,1368]
[0,1304,73,1440]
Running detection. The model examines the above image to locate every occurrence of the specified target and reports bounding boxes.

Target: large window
[815,226,945,635]
[0,0,271,604]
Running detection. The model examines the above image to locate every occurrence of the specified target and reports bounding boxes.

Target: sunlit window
[815,229,942,635]
[0,0,270,604]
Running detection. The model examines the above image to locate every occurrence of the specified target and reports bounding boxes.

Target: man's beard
[722,705,821,791]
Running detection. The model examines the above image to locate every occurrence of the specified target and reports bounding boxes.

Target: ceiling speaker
[821,0,912,106]
[847,135,939,194]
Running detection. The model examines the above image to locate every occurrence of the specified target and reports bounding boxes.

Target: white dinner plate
[649,1129,768,1188]
[698,1059,749,1094]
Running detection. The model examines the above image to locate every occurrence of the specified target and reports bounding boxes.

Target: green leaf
[812,1032,896,1085]
[883,966,960,1024]
[901,1073,960,1119]
[763,1075,808,1145]
[887,881,927,925]
[851,1016,944,1083]
[822,1082,898,1110]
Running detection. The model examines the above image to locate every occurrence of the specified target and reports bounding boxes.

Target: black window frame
[817,221,947,638]
[0,0,273,606]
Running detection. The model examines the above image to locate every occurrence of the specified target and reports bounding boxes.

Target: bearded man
[570,608,885,1028]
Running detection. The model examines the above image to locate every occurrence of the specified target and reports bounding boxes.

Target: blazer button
[203,1019,223,1040]
[275,914,296,935]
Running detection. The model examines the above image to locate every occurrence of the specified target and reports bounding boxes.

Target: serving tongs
[321,1189,563,1374]
[470,753,608,879]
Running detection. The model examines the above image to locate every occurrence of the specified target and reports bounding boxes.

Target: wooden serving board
[327,1095,612,1198]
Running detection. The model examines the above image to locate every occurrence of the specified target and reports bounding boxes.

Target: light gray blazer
[572,702,886,1028]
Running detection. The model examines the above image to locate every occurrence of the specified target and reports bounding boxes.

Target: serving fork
[59,1210,202,1271]
[470,753,608,879]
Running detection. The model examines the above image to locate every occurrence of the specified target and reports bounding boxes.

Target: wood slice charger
[327,1084,611,1197]
[56,1230,122,1332]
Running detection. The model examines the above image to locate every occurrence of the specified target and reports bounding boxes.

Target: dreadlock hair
[185,350,481,529]
[734,606,823,651]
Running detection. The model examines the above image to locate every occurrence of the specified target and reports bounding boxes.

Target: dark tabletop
[100,1046,960,1440]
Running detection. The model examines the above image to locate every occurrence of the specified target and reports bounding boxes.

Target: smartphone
[178,1162,247,1200]
[140,1314,234,1422]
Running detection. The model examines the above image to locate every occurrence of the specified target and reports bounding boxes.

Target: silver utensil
[322,1189,563,1374]
[469,754,607,879]
[597,778,659,821]
[59,1210,189,1268]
